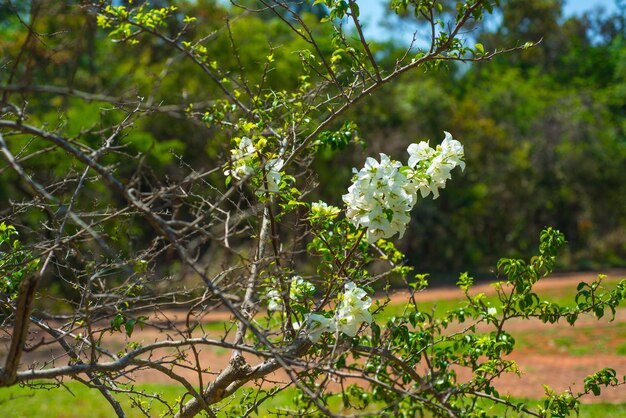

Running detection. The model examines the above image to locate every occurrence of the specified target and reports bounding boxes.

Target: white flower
[266,289,282,312]
[225,137,258,180]
[407,141,435,168]
[440,131,465,171]
[304,282,372,342]
[425,154,454,199]
[407,131,465,199]
[306,313,336,342]
[232,163,254,179]
[224,138,288,195]
[487,307,497,316]
[267,276,314,313]
[289,276,315,300]
[264,158,284,193]
[235,136,256,158]
[335,281,372,337]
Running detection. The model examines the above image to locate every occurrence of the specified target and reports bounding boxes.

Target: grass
[372,276,626,356]
[376,275,625,322]
[2,382,626,417]
[486,401,626,418]
[0,382,299,417]
[511,321,626,356]
[0,382,185,418]
[577,404,626,418]
[0,383,361,417]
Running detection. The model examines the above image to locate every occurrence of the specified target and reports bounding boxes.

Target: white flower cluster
[223,137,284,193]
[263,158,284,193]
[407,131,465,199]
[266,289,282,312]
[343,132,464,243]
[267,276,315,312]
[306,281,372,342]
[224,137,257,180]
[343,154,417,243]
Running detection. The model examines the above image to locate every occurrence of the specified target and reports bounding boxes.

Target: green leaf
[457,272,473,291]
[111,314,125,332]
[125,319,137,337]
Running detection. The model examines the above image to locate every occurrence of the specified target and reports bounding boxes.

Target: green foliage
[584,368,620,397]
[97,4,178,44]
[0,223,39,296]
[316,120,361,151]
[110,313,148,338]
[305,228,626,418]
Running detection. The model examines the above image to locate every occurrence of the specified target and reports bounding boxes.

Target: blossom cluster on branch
[266,276,316,312]
[343,132,465,243]
[306,281,373,342]
[224,136,257,180]
[223,136,284,193]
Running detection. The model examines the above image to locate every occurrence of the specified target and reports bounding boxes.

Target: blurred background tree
[1,0,625,289]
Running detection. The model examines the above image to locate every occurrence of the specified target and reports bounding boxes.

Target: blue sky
[566,0,617,15]
[356,0,620,41]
